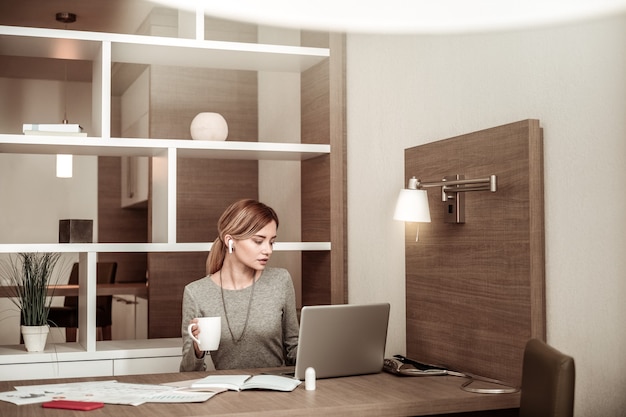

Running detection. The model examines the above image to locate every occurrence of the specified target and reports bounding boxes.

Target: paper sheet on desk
[140,389,219,403]
[0,390,55,406]
[3,380,216,406]
[0,381,117,405]
[161,378,228,394]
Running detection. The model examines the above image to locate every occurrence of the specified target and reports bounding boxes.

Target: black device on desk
[383,355,448,376]
[384,355,519,394]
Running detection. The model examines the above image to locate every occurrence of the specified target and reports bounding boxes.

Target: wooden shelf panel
[112,39,328,72]
[0,25,329,72]
[0,135,329,160]
[0,27,101,60]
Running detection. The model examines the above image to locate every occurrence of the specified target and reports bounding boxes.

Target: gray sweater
[179,267,299,372]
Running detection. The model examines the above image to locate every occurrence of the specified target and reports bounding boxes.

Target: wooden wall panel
[328,34,347,304]
[176,159,258,243]
[404,119,545,387]
[301,34,330,306]
[146,252,207,338]
[301,33,347,305]
[97,156,148,283]
[147,65,258,338]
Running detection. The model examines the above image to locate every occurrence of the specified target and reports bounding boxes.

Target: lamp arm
[410,175,496,203]
[418,175,497,191]
[400,174,497,225]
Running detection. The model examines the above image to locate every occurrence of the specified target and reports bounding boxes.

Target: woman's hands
[189,318,204,358]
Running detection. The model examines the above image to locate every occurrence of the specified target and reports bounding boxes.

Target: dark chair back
[57,262,117,327]
[63,263,80,308]
[95,262,117,327]
[63,262,117,310]
[519,338,575,417]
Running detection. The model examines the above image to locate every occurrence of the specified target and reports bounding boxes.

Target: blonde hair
[206,199,279,275]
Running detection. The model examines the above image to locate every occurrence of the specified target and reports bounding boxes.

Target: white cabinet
[112,295,148,340]
[0,338,182,381]
[0,18,332,379]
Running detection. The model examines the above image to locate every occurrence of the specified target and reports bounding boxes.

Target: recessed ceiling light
[55,12,77,24]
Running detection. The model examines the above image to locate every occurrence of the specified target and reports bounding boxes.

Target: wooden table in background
[0,368,520,417]
[0,283,148,298]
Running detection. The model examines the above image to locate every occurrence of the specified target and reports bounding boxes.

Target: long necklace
[219,270,256,343]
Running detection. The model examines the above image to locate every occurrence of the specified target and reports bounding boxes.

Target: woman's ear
[224,235,234,253]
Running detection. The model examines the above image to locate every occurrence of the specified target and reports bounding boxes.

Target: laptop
[292,303,390,380]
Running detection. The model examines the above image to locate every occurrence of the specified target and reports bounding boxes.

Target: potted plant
[1,252,62,352]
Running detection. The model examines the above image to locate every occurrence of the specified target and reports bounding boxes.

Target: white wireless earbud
[228,239,234,254]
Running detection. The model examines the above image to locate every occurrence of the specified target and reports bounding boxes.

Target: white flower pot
[21,325,50,352]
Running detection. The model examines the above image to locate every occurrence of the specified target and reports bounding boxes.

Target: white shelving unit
[0,22,331,380]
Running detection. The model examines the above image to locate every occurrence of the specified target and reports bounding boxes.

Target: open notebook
[292,303,390,380]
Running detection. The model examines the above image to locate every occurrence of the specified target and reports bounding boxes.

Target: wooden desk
[0,283,148,298]
[0,369,520,416]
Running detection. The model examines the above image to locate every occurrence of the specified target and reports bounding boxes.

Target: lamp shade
[394,189,431,222]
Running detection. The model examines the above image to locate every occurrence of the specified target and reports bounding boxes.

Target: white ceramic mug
[188,317,221,351]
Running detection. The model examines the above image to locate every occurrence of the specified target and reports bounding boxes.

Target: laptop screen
[293,303,390,380]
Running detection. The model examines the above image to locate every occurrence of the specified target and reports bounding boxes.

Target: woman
[180,199,299,372]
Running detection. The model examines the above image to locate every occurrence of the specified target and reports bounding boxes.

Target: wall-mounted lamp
[394,174,497,240]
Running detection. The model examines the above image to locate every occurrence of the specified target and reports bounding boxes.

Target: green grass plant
[1,253,62,326]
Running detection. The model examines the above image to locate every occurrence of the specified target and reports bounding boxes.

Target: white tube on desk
[305,367,316,390]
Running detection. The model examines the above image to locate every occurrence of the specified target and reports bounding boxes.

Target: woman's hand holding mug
[188,317,221,356]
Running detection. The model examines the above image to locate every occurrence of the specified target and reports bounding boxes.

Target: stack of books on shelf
[23,123,87,137]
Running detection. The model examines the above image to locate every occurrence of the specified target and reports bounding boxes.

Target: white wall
[347,13,626,417]
[0,78,97,343]
[0,78,97,244]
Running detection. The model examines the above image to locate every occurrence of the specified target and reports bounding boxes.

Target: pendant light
[55,12,77,178]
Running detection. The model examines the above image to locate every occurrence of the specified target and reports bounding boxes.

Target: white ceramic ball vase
[190,112,229,141]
